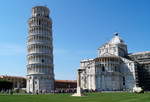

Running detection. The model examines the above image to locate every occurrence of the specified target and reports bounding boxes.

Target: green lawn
[0,93,150,102]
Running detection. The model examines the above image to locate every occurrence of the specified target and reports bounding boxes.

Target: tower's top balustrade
[32,6,50,18]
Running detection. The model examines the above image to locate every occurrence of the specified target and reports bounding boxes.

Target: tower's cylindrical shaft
[27,6,54,93]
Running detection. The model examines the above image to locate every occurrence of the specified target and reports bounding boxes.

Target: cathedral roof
[108,32,125,44]
[129,51,150,55]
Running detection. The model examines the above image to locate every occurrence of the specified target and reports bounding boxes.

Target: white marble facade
[27,6,54,93]
[78,33,137,92]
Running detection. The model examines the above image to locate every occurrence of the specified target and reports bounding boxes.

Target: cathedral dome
[109,33,124,44]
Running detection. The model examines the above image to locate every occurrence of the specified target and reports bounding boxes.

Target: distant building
[0,75,77,92]
[129,52,150,91]
[27,6,54,93]
[55,80,77,89]
[77,33,150,92]
[0,75,26,89]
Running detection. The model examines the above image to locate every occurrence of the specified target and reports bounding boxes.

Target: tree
[0,79,13,91]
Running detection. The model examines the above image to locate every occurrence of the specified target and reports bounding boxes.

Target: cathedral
[78,33,150,92]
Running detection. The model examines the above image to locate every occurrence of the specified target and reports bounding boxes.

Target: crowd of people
[53,88,76,93]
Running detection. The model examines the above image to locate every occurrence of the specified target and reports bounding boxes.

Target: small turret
[98,32,128,57]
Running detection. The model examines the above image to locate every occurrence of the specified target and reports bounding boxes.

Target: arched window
[115,66,117,71]
[39,20,41,25]
[102,66,105,72]
[123,77,125,85]
[41,59,44,63]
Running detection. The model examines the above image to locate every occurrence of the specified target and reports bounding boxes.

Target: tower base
[72,87,84,96]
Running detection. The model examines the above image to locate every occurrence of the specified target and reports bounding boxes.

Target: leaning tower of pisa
[27,6,54,93]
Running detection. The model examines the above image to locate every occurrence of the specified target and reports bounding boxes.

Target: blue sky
[0,0,150,80]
